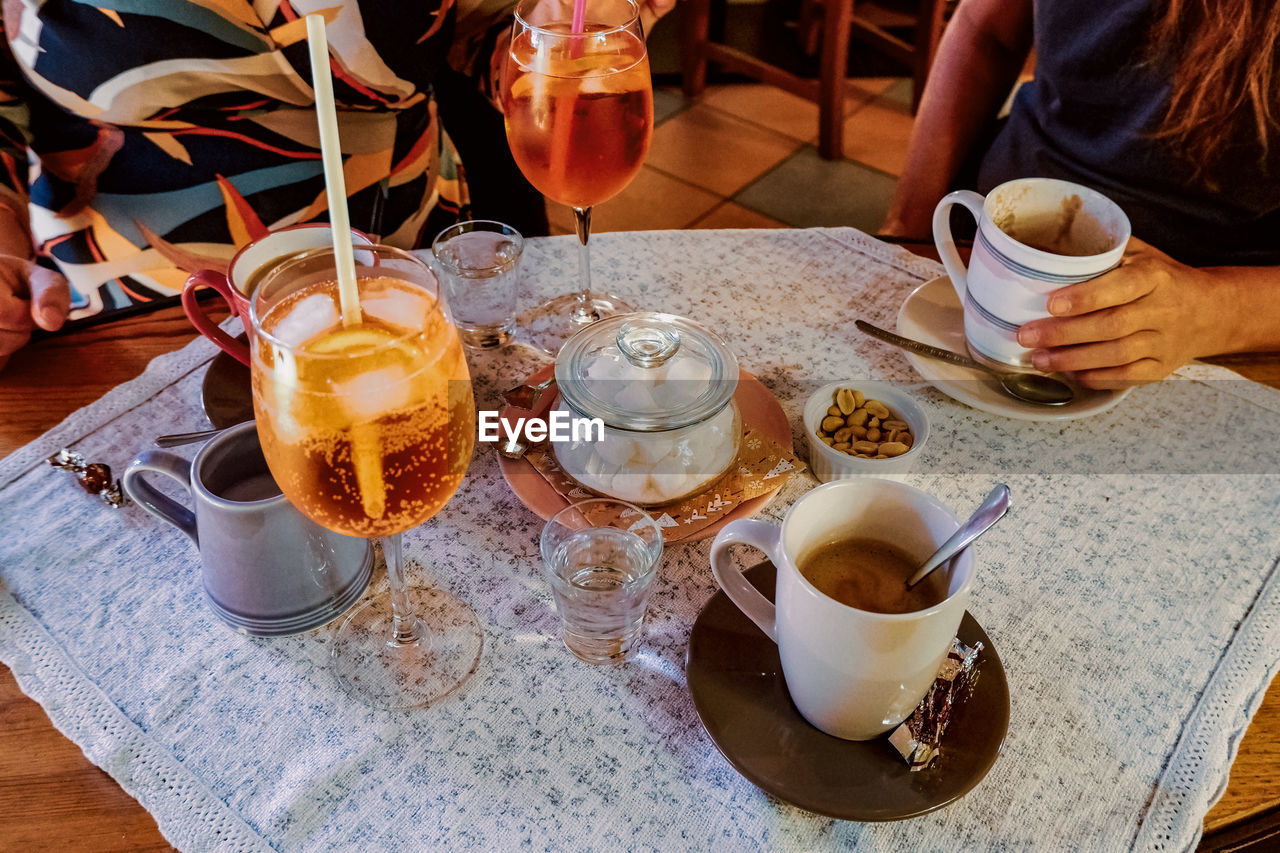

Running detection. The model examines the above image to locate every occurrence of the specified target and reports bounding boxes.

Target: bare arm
[880,0,1034,238]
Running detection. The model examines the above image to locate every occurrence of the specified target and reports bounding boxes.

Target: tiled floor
[545,78,916,237]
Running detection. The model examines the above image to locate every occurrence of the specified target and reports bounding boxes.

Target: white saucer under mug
[895,275,1130,421]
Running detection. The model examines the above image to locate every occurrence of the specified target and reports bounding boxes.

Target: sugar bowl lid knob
[616,318,681,368]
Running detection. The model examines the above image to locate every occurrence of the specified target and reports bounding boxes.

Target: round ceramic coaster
[496,366,794,544]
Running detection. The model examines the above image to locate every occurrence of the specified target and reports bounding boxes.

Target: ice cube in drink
[359,285,430,332]
[502,25,653,209]
[267,292,339,347]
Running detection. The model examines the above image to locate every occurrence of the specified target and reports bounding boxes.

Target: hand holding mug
[1017,237,1222,388]
[932,177,1130,372]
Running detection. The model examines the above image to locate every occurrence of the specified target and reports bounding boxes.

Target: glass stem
[571,206,598,325]
[381,533,420,645]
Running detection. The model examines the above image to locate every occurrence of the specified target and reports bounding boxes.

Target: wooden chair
[681,0,946,160]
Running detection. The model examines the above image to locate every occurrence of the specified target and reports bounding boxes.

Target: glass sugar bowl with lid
[552,312,742,506]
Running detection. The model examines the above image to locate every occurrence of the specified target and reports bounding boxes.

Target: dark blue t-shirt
[977,0,1280,267]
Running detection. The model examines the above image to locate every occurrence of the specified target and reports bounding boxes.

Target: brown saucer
[201,335,253,429]
[686,561,1009,821]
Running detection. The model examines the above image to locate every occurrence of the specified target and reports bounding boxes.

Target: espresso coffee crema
[799,536,949,614]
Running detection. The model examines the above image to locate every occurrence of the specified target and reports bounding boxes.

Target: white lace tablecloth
[1,228,1277,852]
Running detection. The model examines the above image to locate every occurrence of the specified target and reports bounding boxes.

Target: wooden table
[2,282,1278,851]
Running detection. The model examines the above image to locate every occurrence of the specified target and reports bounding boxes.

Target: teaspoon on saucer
[855,320,1075,406]
[154,426,232,448]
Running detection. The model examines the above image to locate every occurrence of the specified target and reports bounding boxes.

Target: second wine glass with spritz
[502,0,654,353]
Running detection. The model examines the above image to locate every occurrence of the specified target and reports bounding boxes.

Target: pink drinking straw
[568,0,587,58]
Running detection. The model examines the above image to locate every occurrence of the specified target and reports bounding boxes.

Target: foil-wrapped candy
[48,449,128,508]
[889,638,983,771]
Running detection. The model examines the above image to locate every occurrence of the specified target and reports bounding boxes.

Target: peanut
[864,399,891,420]
[813,387,917,461]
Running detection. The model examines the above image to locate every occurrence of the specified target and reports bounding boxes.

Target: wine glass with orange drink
[249,245,481,710]
[502,0,654,352]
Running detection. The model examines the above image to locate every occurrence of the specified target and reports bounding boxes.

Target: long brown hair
[1149,0,1280,182]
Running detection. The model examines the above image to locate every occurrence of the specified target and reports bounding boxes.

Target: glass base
[562,624,643,665]
[330,586,484,710]
[456,321,514,350]
[519,291,633,355]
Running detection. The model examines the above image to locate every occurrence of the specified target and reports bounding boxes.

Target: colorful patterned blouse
[0,0,511,323]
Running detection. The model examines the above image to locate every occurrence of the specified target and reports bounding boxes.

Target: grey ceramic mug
[123,422,373,636]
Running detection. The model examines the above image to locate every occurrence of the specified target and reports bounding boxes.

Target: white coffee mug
[709,478,975,740]
[933,177,1131,371]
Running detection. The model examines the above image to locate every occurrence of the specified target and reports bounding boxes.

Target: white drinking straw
[305,14,361,328]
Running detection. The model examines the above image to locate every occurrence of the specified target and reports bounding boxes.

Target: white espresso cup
[933,177,1131,371]
[709,478,975,740]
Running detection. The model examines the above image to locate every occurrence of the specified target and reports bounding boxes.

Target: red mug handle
[183,269,251,366]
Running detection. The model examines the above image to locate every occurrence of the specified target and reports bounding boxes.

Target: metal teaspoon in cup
[854,320,1075,406]
[906,484,1010,588]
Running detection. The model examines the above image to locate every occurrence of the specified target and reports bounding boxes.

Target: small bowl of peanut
[802,381,929,481]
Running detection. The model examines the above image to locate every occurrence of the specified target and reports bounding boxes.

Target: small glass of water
[538,498,664,664]
[431,220,524,349]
